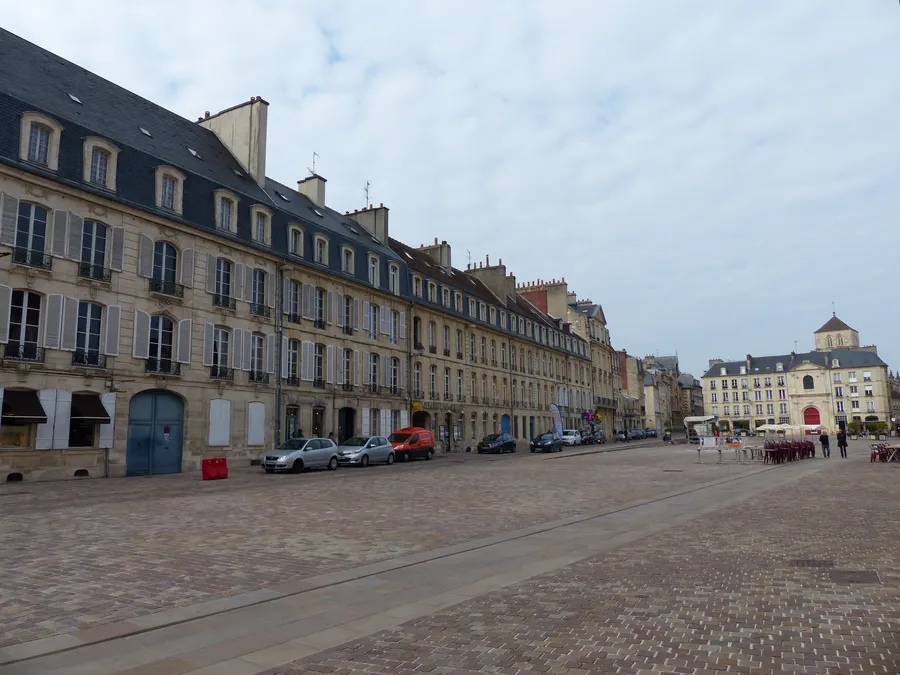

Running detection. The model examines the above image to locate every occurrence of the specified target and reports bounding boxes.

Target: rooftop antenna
[794,340,798,352]
[364,180,371,206]
[832,300,835,317]
[467,249,471,267]
[306,151,319,176]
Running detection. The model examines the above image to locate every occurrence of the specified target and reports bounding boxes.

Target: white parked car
[561,429,582,447]
[262,437,340,473]
[337,436,395,467]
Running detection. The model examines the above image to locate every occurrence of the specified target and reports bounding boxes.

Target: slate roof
[653,355,679,373]
[815,315,855,334]
[677,373,698,388]
[702,349,886,378]
[574,303,606,324]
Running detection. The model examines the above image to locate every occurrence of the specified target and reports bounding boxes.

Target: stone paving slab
[271,451,900,675]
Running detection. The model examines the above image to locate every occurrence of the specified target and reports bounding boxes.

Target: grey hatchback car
[262,438,340,473]
[337,436,395,467]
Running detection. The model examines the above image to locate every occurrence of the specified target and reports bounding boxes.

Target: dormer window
[720,367,726,376]
[289,226,303,256]
[368,254,379,286]
[29,124,49,164]
[215,190,238,233]
[82,137,120,191]
[454,292,462,313]
[341,246,354,274]
[388,264,400,295]
[413,276,422,297]
[442,287,450,307]
[468,298,475,316]
[832,358,840,368]
[155,167,185,214]
[314,235,328,265]
[739,366,746,375]
[776,362,783,372]
[249,205,272,246]
[427,282,437,303]
[90,148,109,185]
[489,307,496,324]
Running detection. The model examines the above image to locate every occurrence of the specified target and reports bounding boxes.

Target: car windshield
[537,434,554,441]
[389,433,410,442]
[277,438,307,450]
[342,436,369,447]
[483,434,501,442]
[563,430,576,436]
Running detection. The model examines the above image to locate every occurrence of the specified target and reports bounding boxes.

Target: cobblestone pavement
[273,447,900,675]
[0,444,763,648]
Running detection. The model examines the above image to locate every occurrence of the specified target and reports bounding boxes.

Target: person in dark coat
[837,429,848,458]
[819,431,830,458]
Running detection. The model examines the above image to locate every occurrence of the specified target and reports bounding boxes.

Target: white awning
[684,415,715,424]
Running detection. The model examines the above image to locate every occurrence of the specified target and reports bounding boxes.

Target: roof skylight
[68,93,82,104]
[232,169,243,177]
[140,127,152,137]
[188,148,201,159]
[312,208,324,218]
[275,191,290,202]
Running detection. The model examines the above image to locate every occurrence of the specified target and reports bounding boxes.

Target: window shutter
[326,344,334,384]
[400,409,409,428]
[266,333,276,374]
[206,253,217,293]
[382,409,390,436]
[52,390,72,450]
[242,329,252,371]
[36,390,58,449]
[326,291,334,325]
[336,348,344,384]
[266,273,275,308]
[336,294,345,327]
[98,392,116,449]
[301,341,314,381]
[233,263,244,300]
[381,305,389,334]
[51,210,68,257]
[282,278,291,315]
[280,336,289,379]
[132,309,150,358]
[177,318,192,364]
[179,248,194,288]
[0,285,11,344]
[67,213,84,261]
[302,283,314,320]
[231,328,243,370]
[104,305,121,356]
[363,351,370,384]
[244,266,253,303]
[363,301,370,333]
[381,355,388,387]
[399,312,406,340]
[399,357,406,391]
[353,298,360,331]
[60,296,79,351]
[361,408,370,435]
[0,193,18,245]
[202,322,214,366]
[354,350,360,386]
[109,227,125,271]
[137,233,153,277]
[42,293,62,348]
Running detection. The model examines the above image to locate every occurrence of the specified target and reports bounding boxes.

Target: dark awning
[1,390,48,424]
[70,393,111,423]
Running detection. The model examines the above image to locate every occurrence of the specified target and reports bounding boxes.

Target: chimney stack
[297,174,327,207]
[200,96,269,187]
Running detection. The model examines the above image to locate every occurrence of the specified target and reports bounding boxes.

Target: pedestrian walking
[819,431,830,458]
[837,429,848,458]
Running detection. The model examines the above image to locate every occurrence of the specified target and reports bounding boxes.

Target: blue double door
[126,390,184,476]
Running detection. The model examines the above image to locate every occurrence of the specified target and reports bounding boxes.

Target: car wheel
[360,454,369,468]
[511,446,516,453]
[401,452,410,462]
[477,449,483,454]
[327,457,339,471]
[291,459,304,473]
[425,448,434,460]
[386,452,395,465]
[530,448,535,453]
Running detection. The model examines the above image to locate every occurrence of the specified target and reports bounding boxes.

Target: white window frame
[155,166,186,214]
[249,205,272,246]
[389,264,400,295]
[313,234,329,265]
[81,137,120,191]
[341,245,354,273]
[20,112,63,171]
[214,189,239,233]
[368,255,380,286]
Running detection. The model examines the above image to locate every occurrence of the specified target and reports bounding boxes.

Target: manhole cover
[790,559,834,568]
[830,570,881,584]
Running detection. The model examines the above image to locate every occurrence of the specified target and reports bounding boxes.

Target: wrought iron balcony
[286,312,301,325]
[285,375,300,386]
[251,303,271,318]
[149,278,184,298]
[471,395,479,404]
[491,359,498,367]
[313,317,326,329]
[342,324,353,335]
[72,350,106,368]
[456,352,463,360]
[366,383,381,394]
[444,393,453,401]
[342,382,354,392]
[413,389,424,399]
[249,370,270,384]
[414,342,424,351]
[78,261,111,282]
[389,385,400,396]
[212,294,236,310]
[210,365,234,381]
[443,348,451,357]
[429,345,437,354]
[313,377,325,389]
[457,394,465,402]
[12,246,51,270]
[3,342,44,362]
[145,359,180,376]
[429,391,438,400]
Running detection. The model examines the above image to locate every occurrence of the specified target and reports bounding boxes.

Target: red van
[388,427,435,461]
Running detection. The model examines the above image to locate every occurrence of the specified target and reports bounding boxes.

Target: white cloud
[5,0,900,375]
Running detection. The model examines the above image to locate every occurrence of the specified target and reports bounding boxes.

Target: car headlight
[279,455,290,461]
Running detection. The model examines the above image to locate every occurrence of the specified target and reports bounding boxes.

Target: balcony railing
[456,351,463,360]
[313,317,326,329]
[72,350,106,368]
[480,357,487,364]
[443,348,451,357]
[12,246,52,270]
[429,391,438,400]
[389,385,400,396]
[286,312,301,325]
[78,261,111,282]
[429,345,437,354]
[251,303,271,319]
[444,393,453,401]
[145,359,180,376]
[149,278,184,298]
[249,370,270,384]
[457,394,465,402]
[313,377,325,389]
[342,324,353,335]
[471,395,479,404]
[285,375,300,386]
[210,365,234,380]
[491,360,498,367]
[342,382,354,392]
[414,389,424,399]
[414,341,424,351]
[3,342,44,363]
[212,294,236,310]
[366,383,380,394]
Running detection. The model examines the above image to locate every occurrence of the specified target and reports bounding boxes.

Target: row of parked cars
[614,428,659,441]
[262,427,436,473]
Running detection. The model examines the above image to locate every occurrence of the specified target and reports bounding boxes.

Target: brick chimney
[200,96,269,186]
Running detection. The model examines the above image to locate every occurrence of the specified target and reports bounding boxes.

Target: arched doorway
[803,407,821,426]
[126,390,184,476]
[338,407,356,443]
[411,410,431,429]
[500,414,510,435]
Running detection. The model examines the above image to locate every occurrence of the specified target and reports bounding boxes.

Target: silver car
[337,436,395,467]
[262,437,340,473]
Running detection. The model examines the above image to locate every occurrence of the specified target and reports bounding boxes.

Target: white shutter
[336,348,344,384]
[353,298,360,331]
[66,213,84,261]
[363,301,370,335]
[302,283,314,320]
[266,273,275,308]
[132,309,150,359]
[104,305,121,356]
[233,263,244,300]
[110,227,125,271]
[381,305,389,334]
[381,409,390,436]
[247,401,265,446]
[280,336,289,379]
[35,390,57,450]
[179,248,194,288]
[363,351,370,384]
[202,322,214,366]
[244,266,253,303]
[361,408,370,435]
[354,350,360,386]
[242,329,252,372]
[208,399,232,446]
[0,285,11,344]
[231,328,243,370]
[400,312,406,340]
[137,233,153,277]
[282,278,291,315]
[52,390,71,450]
[399,357,406,391]
[326,344,334,384]
[51,210,68,258]
[60,296,79,351]
[301,341,314,381]
[98,392,116,448]
[177,318,192,364]
[400,409,409,428]
[266,333,276,374]
[0,193,18,245]
[42,293,62,348]
[336,294,345,327]
[326,291,334,324]
[206,253,217,293]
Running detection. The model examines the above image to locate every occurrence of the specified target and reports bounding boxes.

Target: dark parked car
[477,433,517,454]
[580,430,594,445]
[615,431,626,442]
[644,428,658,438]
[530,433,563,453]
[629,429,644,440]
[595,431,606,444]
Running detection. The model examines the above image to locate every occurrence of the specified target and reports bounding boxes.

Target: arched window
[802,375,814,390]
[827,336,833,347]
[148,315,175,373]
[74,301,103,367]
[837,335,844,346]
[153,241,178,284]
[79,220,108,280]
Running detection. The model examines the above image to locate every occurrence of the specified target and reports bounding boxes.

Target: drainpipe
[406,298,414,425]
[274,268,284,448]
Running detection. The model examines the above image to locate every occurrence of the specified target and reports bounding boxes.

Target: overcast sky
[6,1,899,377]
